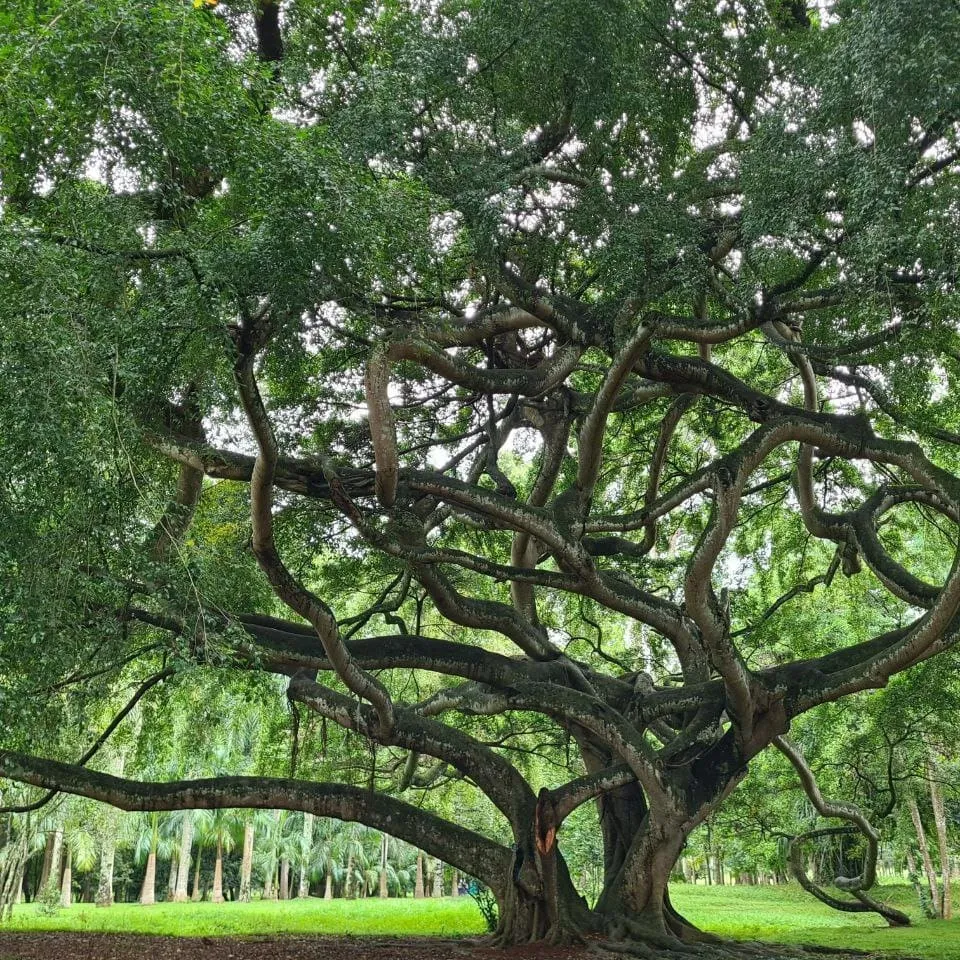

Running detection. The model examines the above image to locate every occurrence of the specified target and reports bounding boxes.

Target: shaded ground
[0,933,590,960]
[0,932,921,960]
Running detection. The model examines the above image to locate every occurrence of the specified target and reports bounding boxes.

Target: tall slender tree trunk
[59,846,72,908]
[95,832,116,907]
[415,851,424,899]
[191,848,203,901]
[239,819,254,902]
[279,858,290,900]
[379,833,388,899]
[297,813,313,898]
[927,754,953,920]
[908,795,941,917]
[167,852,178,901]
[212,836,224,903]
[139,850,157,905]
[345,852,355,900]
[173,812,193,903]
[432,857,443,898]
[450,869,459,897]
[38,829,62,896]
[324,871,333,900]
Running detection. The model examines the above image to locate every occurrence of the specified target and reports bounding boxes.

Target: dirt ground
[0,933,904,960]
[0,933,596,960]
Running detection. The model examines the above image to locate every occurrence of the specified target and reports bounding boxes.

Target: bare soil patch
[0,933,593,960]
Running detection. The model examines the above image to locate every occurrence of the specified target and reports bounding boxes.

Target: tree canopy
[2,0,960,952]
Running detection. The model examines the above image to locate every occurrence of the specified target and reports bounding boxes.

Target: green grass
[3,884,959,958]
[0,896,487,939]
[672,882,960,959]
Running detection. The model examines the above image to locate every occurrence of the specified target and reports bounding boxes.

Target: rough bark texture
[173,812,193,903]
[239,820,254,903]
[59,846,72,908]
[212,836,225,903]
[95,835,116,908]
[298,813,313,899]
[926,755,952,920]
[908,796,940,917]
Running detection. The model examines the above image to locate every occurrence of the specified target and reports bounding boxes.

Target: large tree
[3,0,960,952]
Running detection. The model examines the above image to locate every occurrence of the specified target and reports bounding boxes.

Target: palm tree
[133,812,172,905]
[308,819,341,899]
[58,816,97,907]
[238,815,255,902]
[194,809,238,903]
[340,823,369,900]
[170,809,194,903]
[296,812,314,898]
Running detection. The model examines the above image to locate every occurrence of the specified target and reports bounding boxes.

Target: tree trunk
[414,850,424,899]
[38,829,62,897]
[279,858,290,900]
[433,857,443,898]
[927,756,952,920]
[905,846,929,914]
[344,851,355,900]
[167,852,178,901]
[191,850,203,901]
[95,833,116,907]
[324,871,333,900]
[297,813,313,898]
[173,812,193,902]
[212,836,225,903]
[59,846,72,908]
[239,819,254,902]
[139,850,157,905]
[908,795,940,917]
[450,868,459,897]
[379,833,388,899]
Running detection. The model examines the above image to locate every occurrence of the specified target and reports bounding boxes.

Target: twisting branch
[773,735,910,927]
[232,325,394,734]
[0,751,510,894]
[575,323,654,513]
[364,349,399,508]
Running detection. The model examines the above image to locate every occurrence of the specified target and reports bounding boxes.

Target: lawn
[2,884,958,958]
[672,882,960,959]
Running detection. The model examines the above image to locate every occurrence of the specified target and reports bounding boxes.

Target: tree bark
[379,833,388,898]
[279,858,290,900]
[173,812,193,903]
[95,833,116,907]
[38,829,61,897]
[212,835,225,903]
[239,819,254,902]
[908,795,941,917]
[324,871,333,899]
[414,850,424,899]
[298,812,313,898]
[59,845,72,908]
[927,755,952,920]
[191,850,203,901]
[167,852,178,901]
[139,849,157,905]
[433,857,443,898]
